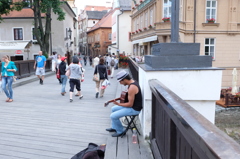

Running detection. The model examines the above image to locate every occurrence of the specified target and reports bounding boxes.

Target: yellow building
[131,0,240,87]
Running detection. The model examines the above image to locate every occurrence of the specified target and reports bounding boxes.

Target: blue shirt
[1,61,17,76]
[36,55,46,68]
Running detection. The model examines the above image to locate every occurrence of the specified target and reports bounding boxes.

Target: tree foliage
[0,0,66,57]
[0,0,24,21]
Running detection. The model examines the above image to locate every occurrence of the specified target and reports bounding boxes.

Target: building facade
[0,0,77,60]
[78,6,111,55]
[87,10,114,56]
[131,0,240,87]
[109,0,132,56]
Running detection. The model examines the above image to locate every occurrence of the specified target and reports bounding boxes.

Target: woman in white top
[55,54,62,84]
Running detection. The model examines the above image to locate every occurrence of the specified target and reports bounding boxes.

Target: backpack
[71,143,106,159]
[110,59,115,66]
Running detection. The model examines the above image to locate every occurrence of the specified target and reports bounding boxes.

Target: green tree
[0,0,66,58]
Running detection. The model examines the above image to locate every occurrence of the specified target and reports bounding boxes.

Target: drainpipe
[193,0,196,43]
[117,9,124,55]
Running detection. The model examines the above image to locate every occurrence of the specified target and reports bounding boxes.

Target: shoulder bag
[93,65,100,82]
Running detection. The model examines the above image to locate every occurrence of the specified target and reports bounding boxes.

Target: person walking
[110,56,115,78]
[68,57,83,102]
[89,55,93,66]
[34,51,46,85]
[59,57,68,96]
[94,57,108,98]
[0,55,17,102]
[83,55,87,66]
[114,56,119,70]
[93,56,99,68]
[55,54,62,84]
[50,52,57,71]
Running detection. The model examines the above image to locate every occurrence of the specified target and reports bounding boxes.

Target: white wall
[138,67,223,137]
[0,19,41,60]
[119,10,132,55]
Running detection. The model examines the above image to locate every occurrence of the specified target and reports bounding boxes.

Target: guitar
[104,91,127,107]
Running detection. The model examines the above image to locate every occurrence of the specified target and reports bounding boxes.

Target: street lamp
[68,28,72,39]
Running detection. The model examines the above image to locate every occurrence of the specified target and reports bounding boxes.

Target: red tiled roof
[2,8,45,18]
[87,9,114,33]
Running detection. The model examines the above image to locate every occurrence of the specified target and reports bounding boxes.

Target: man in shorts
[34,51,46,85]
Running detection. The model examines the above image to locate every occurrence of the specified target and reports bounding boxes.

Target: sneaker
[79,95,83,99]
[70,99,73,102]
[39,78,42,84]
[61,92,65,96]
[96,92,99,98]
[40,80,43,85]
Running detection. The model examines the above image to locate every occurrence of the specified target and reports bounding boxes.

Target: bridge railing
[0,59,52,79]
[128,59,240,159]
[128,57,139,82]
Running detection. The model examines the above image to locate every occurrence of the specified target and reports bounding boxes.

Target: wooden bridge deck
[0,65,153,159]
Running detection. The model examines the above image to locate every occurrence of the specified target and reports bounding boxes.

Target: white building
[109,0,132,56]
[0,1,77,60]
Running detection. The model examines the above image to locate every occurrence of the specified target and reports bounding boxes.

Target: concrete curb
[13,72,55,88]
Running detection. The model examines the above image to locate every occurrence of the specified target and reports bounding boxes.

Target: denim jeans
[2,76,13,99]
[60,75,68,93]
[110,105,140,134]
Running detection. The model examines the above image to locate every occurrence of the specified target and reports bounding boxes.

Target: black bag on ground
[71,143,106,159]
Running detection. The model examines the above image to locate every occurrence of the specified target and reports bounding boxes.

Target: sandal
[8,99,13,102]
[5,98,10,102]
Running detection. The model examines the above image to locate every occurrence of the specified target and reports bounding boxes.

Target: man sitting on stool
[106,70,143,137]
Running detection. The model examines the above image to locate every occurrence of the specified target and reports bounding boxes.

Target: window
[163,0,172,18]
[150,9,153,25]
[206,0,217,22]
[108,33,112,40]
[32,28,37,40]
[93,21,95,24]
[179,0,183,21]
[137,17,139,30]
[205,38,215,58]
[140,14,143,29]
[145,12,148,27]
[13,28,23,40]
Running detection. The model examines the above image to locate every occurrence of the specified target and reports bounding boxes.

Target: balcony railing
[128,59,240,159]
[138,0,153,10]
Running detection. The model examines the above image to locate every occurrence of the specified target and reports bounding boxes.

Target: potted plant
[143,27,147,30]
[131,32,135,34]
[207,18,215,23]
[162,17,170,22]
[138,29,142,32]
[140,0,143,3]
[132,6,135,9]
[148,24,153,28]
[136,30,139,33]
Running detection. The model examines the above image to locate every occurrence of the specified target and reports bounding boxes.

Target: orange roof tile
[2,8,45,18]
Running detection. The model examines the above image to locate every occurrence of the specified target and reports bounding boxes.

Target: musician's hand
[113,100,120,105]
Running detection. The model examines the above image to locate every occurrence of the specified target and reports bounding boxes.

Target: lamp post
[68,28,72,40]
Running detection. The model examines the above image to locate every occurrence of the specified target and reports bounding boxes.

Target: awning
[0,41,30,50]
[132,35,158,44]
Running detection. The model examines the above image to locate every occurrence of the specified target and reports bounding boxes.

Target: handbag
[93,66,100,82]
[56,69,60,79]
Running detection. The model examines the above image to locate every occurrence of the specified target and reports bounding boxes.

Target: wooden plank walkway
[0,65,153,159]
[0,65,116,159]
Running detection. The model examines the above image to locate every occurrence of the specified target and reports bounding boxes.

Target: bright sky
[75,0,113,10]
